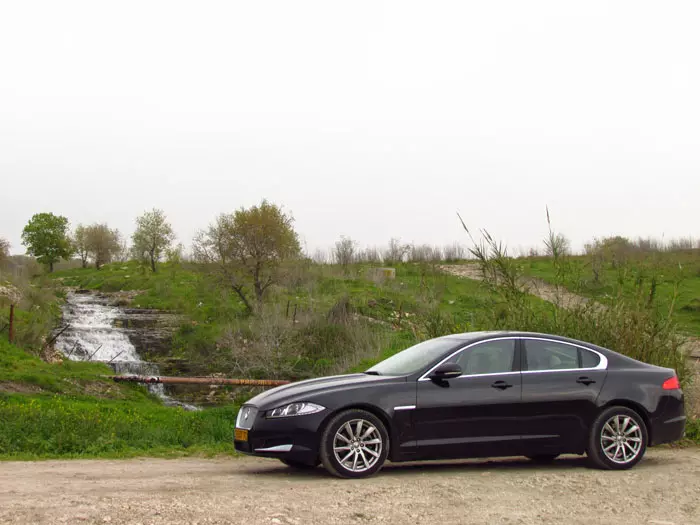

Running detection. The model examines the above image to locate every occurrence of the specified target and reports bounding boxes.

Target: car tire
[587,406,648,470]
[319,409,389,479]
[527,454,559,463]
[280,458,319,470]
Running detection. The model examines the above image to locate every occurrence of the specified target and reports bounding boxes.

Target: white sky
[1,1,699,256]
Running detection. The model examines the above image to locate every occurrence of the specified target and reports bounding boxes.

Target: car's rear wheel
[527,454,559,463]
[587,406,647,470]
[319,409,389,479]
[279,458,319,470]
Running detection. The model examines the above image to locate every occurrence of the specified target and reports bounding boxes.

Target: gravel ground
[1,449,698,525]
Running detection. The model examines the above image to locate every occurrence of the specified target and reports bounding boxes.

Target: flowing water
[55,291,198,410]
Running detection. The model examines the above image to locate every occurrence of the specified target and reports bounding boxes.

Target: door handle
[491,380,513,390]
[576,376,596,386]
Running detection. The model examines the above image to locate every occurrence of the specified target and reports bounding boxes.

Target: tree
[193,200,301,310]
[131,209,175,272]
[21,213,72,272]
[0,237,10,261]
[333,236,356,271]
[72,225,90,268]
[85,224,121,269]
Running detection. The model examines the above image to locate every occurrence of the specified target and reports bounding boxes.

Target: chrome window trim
[418,336,519,382]
[254,444,293,453]
[418,335,608,382]
[394,405,417,411]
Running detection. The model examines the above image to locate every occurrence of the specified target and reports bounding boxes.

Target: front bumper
[234,406,326,464]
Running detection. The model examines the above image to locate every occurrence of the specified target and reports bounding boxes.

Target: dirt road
[1,449,698,525]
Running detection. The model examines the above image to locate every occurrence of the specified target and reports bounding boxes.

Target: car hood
[245,373,401,410]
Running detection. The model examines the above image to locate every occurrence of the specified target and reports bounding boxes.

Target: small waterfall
[56,291,199,411]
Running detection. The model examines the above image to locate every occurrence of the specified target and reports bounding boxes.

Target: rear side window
[524,340,578,371]
[524,340,602,371]
[580,348,601,368]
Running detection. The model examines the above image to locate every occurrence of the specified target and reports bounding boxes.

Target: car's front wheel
[319,409,389,478]
[587,406,648,470]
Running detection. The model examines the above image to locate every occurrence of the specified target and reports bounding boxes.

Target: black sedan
[234,331,686,478]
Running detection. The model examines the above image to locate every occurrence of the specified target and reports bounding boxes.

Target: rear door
[520,337,608,454]
[414,338,522,459]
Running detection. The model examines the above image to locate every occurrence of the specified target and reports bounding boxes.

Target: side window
[524,340,578,371]
[448,340,515,375]
[580,348,601,368]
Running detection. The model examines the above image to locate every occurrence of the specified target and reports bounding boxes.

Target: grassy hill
[521,250,700,336]
[2,253,698,459]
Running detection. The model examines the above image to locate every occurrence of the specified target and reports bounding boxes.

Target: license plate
[235,428,248,441]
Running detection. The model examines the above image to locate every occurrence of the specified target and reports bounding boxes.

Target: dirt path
[1,450,699,524]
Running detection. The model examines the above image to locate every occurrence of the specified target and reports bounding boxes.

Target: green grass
[521,251,700,336]
[0,338,154,400]
[0,394,237,459]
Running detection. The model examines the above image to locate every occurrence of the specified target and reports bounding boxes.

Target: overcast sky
[2,1,698,256]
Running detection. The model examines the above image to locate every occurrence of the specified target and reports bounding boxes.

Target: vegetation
[131,208,175,272]
[21,213,72,272]
[0,393,236,459]
[0,237,9,260]
[73,223,122,270]
[1,204,698,459]
[193,200,302,310]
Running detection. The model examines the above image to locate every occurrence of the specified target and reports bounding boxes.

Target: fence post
[8,304,14,344]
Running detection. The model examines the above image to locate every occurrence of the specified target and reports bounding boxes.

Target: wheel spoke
[334,445,351,452]
[355,420,363,439]
[343,422,354,440]
[627,437,642,443]
[604,443,617,452]
[361,426,376,440]
[352,451,359,470]
[363,447,380,458]
[358,449,369,469]
[620,417,630,433]
[601,435,616,441]
[624,425,640,436]
[340,450,354,464]
[363,438,382,445]
[336,432,351,444]
[603,423,615,436]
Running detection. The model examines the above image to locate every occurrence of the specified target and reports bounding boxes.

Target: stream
[55,291,198,410]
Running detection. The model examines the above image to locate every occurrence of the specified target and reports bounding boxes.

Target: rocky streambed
[55,290,198,409]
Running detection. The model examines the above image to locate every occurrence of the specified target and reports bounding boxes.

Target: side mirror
[429,363,462,381]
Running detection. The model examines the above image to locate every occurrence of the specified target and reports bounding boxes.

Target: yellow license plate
[235,428,248,441]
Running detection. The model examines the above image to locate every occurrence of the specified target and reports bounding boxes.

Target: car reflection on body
[234,331,685,478]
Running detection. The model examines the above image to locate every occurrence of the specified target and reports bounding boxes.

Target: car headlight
[268,402,325,418]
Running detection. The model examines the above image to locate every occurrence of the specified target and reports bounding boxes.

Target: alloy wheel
[332,418,383,473]
[599,414,643,465]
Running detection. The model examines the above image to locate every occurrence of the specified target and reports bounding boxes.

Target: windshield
[366,337,462,376]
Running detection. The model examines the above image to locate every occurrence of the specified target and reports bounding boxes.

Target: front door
[414,338,522,459]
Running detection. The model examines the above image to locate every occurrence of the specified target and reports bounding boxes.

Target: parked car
[234,331,685,478]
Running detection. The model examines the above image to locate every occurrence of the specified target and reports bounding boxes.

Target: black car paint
[234,332,685,465]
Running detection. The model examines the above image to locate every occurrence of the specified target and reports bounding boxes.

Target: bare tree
[333,236,356,271]
[131,209,175,272]
[381,238,409,265]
